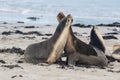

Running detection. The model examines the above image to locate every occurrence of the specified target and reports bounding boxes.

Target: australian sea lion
[57,12,108,67]
[24,14,73,64]
[89,26,106,53]
[111,45,120,61]
[112,45,120,51]
[112,48,120,60]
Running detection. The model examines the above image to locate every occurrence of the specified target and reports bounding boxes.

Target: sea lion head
[66,14,73,27]
[54,14,73,35]
[57,12,66,22]
[57,12,73,23]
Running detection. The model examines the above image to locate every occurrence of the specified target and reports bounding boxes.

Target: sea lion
[106,45,120,62]
[57,12,108,67]
[112,45,120,51]
[89,26,106,53]
[24,14,73,64]
[111,45,120,61]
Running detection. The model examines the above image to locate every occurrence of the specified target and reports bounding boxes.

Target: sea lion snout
[57,12,65,22]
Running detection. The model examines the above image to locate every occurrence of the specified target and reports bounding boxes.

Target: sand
[0,23,120,80]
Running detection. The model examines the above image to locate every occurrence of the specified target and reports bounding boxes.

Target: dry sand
[0,24,120,80]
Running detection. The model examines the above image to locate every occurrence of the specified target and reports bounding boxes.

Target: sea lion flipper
[67,53,77,67]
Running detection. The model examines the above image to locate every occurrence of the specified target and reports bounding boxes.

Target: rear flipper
[67,52,78,67]
[67,50,108,67]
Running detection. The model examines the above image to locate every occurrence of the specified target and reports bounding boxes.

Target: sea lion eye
[67,18,73,23]
[67,19,70,22]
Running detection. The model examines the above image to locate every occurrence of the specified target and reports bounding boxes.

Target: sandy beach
[0,0,120,80]
[0,23,120,80]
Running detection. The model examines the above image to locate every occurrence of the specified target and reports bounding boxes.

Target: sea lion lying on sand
[111,45,120,62]
[24,14,73,64]
[113,45,120,51]
[112,48,120,61]
[57,12,108,67]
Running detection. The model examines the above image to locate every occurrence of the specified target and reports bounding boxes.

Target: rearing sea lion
[24,14,73,64]
[89,26,106,53]
[57,12,108,67]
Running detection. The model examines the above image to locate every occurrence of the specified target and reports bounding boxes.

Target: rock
[113,22,120,27]
[27,17,40,21]
[2,31,12,35]
[19,75,23,77]
[73,32,80,36]
[2,30,44,36]
[44,33,52,36]
[82,32,88,34]
[0,47,25,55]
[0,60,6,64]
[21,36,36,39]
[15,30,23,34]
[107,70,120,73]
[45,24,51,26]
[42,37,48,40]
[97,24,105,26]
[72,23,84,27]
[105,32,119,35]
[17,21,24,24]
[113,22,120,24]
[3,22,8,24]
[2,30,23,35]
[11,75,17,78]
[103,35,118,40]
[24,31,43,36]
[97,22,120,27]
[72,23,92,28]
[17,60,24,63]
[24,26,35,28]
[10,47,25,55]
[1,64,23,69]
[11,75,23,78]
